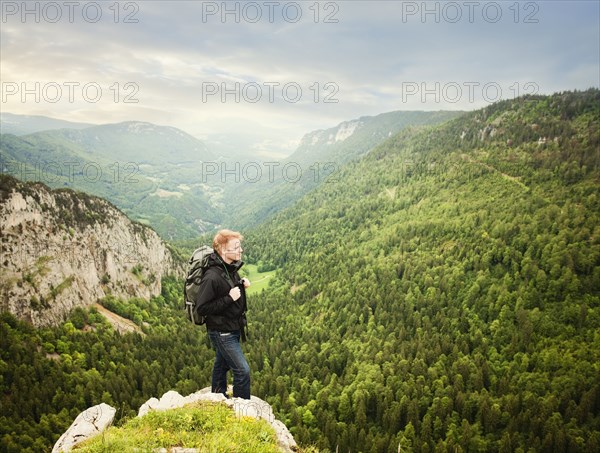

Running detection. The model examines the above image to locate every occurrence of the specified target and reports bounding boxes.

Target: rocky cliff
[0,174,181,327]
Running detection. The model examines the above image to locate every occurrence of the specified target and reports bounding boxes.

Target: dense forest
[244,90,600,451]
[1,90,599,452]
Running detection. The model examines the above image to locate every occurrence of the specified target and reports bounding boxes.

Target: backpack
[183,245,213,325]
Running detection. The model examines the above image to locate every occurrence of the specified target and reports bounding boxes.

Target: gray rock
[55,389,297,452]
[272,419,298,452]
[139,389,297,452]
[52,403,116,452]
[138,389,227,417]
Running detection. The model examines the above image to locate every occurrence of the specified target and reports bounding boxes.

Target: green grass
[241,264,276,296]
[73,401,280,452]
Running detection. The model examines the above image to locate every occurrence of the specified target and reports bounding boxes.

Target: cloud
[1,0,598,154]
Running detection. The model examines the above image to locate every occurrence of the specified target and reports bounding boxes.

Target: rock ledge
[53,388,297,452]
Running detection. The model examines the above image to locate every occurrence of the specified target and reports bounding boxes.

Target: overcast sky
[1,0,599,157]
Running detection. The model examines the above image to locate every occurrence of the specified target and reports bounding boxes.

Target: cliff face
[0,175,180,327]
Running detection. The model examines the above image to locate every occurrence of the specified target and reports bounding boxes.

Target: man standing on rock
[196,229,251,399]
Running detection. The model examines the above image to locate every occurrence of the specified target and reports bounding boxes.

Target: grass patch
[74,401,280,452]
[241,264,276,296]
[50,276,75,299]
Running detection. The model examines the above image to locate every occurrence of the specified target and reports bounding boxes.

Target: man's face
[223,238,243,263]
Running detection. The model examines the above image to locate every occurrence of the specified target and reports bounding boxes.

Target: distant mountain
[6,120,215,165]
[222,110,463,228]
[0,112,93,135]
[1,114,216,168]
[31,121,216,165]
[1,111,464,239]
[287,110,464,167]
[1,122,222,239]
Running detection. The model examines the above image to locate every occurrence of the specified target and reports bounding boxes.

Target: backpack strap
[219,263,236,288]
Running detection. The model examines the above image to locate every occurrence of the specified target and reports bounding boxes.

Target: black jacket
[196,253,247,335]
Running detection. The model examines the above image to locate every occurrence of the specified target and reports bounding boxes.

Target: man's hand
[241,277,251,288]
[229,286,241,301]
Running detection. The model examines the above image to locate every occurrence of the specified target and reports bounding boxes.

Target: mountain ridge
[0,112,94,136]
[2,110,465,238]
[220,110,464,229]
[288,110,464,164]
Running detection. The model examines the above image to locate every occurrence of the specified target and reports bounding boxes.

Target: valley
[1,90,599,452]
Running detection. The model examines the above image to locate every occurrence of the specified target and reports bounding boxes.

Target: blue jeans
[207,330,251,399]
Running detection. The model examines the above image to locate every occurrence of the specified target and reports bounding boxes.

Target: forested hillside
[2,90,599,452]
[243,89,600,451]
[221,111,462,229]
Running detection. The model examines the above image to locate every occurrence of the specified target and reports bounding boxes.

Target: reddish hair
[212,229,243,253]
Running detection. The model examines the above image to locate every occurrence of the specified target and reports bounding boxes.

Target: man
[196,229,251,399]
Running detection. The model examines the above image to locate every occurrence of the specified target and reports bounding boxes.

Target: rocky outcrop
[53,389,298,452]
[0,175,181,327]
[52,403,116,453]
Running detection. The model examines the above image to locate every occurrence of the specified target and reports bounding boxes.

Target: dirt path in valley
[94,303,144,335]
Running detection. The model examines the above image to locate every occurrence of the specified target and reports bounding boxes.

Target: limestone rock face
[0,175,182,327]
[52,403,116,453]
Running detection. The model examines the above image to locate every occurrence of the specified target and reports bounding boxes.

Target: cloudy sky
[1,0,599,157]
